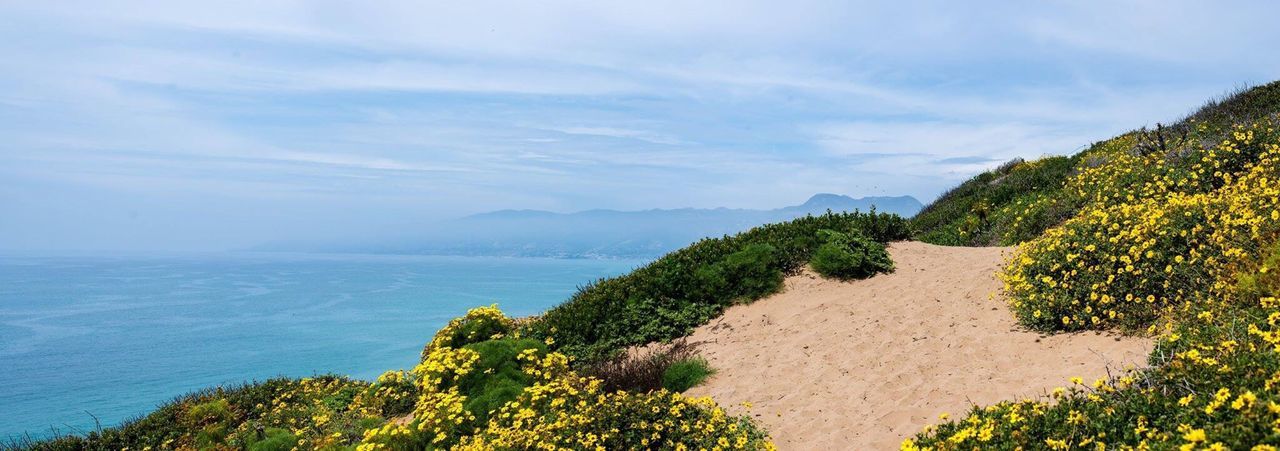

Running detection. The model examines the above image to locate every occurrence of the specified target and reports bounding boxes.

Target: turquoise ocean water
[0,252,641,439]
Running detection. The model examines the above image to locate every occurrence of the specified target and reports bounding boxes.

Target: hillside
[912,81,1280,247]
[903,81,1280,449]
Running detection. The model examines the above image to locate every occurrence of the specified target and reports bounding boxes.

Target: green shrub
[185,398,233,426]
[525,211,909,362]
[1236,239,1280,299]
[694,243,783,304]
[185,398,233,447]
[352,370,418,418]
[912,155,1078,246]
[810,229,894,280]
[457,338,548,422]
[321,385,361,413]
[246,428,297,451]
[429,306,515,354]
[661,357,714,392]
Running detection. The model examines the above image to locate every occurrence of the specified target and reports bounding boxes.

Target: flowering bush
[361,306,774,450]
[1003,120,1280,332]
[905,295,1280,450]
[350,369,418,419]
[422,304,515,358]
[225,376,379,449]
[32,304,769,450]
[907,103,1280,447]
[913,81,1280,248]
[459,378,772,450]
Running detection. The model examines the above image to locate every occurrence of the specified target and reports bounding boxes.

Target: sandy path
[682,241,1152,450]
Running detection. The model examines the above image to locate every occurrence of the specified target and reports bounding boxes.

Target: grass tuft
[661,357,715,393]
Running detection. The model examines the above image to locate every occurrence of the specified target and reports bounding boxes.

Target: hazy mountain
[266,194,921,258]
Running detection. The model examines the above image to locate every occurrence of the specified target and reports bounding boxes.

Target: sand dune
[681,241,1152,449]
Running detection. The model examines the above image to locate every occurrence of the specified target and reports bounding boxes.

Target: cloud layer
[2,1,1278,250]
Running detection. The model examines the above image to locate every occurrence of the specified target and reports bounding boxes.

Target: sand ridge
[680,241,1152,449]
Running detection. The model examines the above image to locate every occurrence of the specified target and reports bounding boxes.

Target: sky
[2,1,1278,251]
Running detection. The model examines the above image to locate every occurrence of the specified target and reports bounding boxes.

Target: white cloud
[543,126,688,145]
[811,121,1089,159]
[3,0,1279,250]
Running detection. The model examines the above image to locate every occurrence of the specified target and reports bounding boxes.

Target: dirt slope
[681,241,1152,449]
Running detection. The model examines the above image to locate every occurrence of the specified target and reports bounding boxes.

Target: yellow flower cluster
[129,301,767,450]
[422,304,516,357]
[905,293,1280,449]
[361,306,775,450]
[349,369,419,418]
[906,116,1280,449]
[224,376,379,449]
[456,376,773,450]
[1002,119,1280,332]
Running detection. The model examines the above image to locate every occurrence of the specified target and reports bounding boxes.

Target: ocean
[0,252,642,439]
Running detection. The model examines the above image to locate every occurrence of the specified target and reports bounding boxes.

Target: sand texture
[681,241,1153,449]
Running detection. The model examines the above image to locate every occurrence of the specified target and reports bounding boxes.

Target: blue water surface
[0,252,642,438]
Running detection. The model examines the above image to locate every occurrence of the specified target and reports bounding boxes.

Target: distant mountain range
[263,194,921,258]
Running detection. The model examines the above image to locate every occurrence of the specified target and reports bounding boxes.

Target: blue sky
[2,1,1278,251]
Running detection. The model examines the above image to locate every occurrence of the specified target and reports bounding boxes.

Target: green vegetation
[661,357,715,392]
[364,307,778,449]
[1236,239,1280,299]
[9,376,381,450]
[911,80,1280,248]
[694,243,784,304]
[904,82,1280,449]
[351,369,417,419]
[810,229,894,280]
[1180,81,1280,134]
[455,338,547,423]
[186,398,234,447]
[245,428,298,451]
[911,155,1078,246]
[423,303,516,358]
[524,210,911,362]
